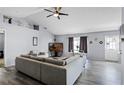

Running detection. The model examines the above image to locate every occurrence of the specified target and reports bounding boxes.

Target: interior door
[105,35,120,62]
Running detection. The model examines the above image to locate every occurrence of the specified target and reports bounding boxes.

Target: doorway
[0,29,4,68]
[105,35,120,62]
[73,37,87,53]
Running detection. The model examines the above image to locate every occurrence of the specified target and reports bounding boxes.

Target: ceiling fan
[44,7,69,20]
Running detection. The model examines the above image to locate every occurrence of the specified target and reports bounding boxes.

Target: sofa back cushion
[44,58,66,66]
[30,56,45,61]
[21,54,44,62]
[21,54,31,58]
[43,55,80,66]
[20,54,80,66]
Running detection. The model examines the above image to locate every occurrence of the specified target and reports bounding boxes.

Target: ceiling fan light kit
[53,13,59,17]
[44,7,69,20]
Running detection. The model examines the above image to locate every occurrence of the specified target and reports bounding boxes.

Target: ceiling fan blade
[47,14,54,18]
[59,12,69,16]
[57,16,60,20]
[44,9,54,13]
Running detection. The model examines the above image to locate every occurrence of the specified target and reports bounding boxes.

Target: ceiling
[0,7,122,35]
[0,7,44,18]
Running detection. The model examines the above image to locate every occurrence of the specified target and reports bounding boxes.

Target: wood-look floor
[74,60,122,85]
[0,60,122,85]
[0,58,4,68]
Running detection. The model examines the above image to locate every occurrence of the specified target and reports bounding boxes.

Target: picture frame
[99,41,103,44]
[89,41,93,44]
[33,37,38,46]
[121,38,124,42]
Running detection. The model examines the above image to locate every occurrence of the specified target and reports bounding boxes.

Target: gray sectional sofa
[15,54,86,85]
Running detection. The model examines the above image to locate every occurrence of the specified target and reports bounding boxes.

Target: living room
[0,7,123,85]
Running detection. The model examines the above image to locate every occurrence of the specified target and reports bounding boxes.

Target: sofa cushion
[44,58,66,66]
[65,55,80,65]
[30,56,45,61]
[21,54,31,58]
[38,52,45,55]
[21,54,44,62]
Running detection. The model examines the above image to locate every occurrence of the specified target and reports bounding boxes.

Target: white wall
[56,30,119,61]
[0,13,54,67]
[39,28,54,52]
[3,24,40,66]
[87,33,105,60]
[121,40,124,84]
[0,13,3,24]
[0,23,54,67]
[0,33,4,51]
[121,8,124,84]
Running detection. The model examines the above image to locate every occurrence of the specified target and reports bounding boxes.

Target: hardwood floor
[0,60,122,85]
[0,58,4,68]
[0,67,42,85]
[75,60,122,85]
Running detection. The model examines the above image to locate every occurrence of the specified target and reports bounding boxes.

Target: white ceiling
[0,7,122,35]
[0,7,44,18]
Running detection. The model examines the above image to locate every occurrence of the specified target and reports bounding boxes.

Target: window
[105,36,119,50]
[74,37,80,52]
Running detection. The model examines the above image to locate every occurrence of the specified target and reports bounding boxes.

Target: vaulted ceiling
[0,7,43,17]
[0,7,121,35]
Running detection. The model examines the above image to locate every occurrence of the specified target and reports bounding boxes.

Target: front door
[105,35,120,62]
